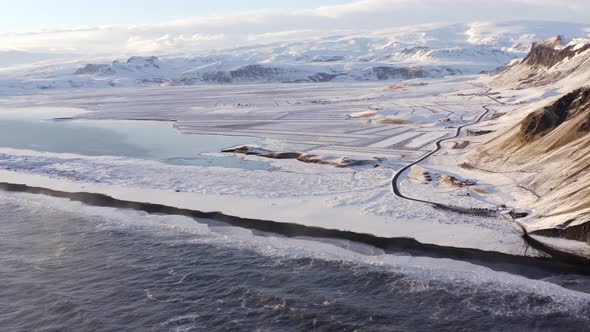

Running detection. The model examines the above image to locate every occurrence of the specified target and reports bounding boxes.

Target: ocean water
[1,192,590,332]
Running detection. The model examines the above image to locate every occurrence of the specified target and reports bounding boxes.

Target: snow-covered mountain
[471,36,590,244]
[492,35,590,89]
[2,21,589,92]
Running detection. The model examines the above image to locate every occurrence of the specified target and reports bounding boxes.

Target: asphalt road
[391,105,491,205]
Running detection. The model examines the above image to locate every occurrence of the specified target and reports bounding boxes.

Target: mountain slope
[471,41,590,244]
[492,35,590,89]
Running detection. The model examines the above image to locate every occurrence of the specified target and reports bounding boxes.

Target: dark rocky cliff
[523,36,590,68]
[520,87,590,143]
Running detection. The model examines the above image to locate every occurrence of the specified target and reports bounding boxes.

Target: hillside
[471,39,590,244]
[492,35,590,89]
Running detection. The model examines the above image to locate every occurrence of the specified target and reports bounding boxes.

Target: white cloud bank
[1,0,589,56]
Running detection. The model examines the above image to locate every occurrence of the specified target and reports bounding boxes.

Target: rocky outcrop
[362,66,426,80]
[523,36,590,68]
[532,222,590,244]
[520,87,590,143]
[223,146,380,168]
[227,65,295,82]
[492,37,590,89]
[126,56,160,68]
[74,64,113,75]
[398,46,429,56]
[310,55,345,62]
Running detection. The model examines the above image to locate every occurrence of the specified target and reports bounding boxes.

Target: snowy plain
[0,78,535,256]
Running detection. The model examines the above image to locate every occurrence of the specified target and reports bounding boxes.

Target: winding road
[391,105,491,205]
[388,93,590,261]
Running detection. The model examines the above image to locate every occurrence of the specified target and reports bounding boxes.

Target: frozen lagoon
[0,108,269,170]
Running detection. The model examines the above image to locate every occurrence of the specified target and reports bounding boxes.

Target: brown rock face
[533,221,590,244]
[523,36,590,68]
[472,86,590,244]
[520,87,590,142]
[578,112,590,132]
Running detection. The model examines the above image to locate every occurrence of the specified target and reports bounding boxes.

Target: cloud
[246,30,315,43]
[0,0,588,56]
[127,33,225,53]
[514,0,588,11]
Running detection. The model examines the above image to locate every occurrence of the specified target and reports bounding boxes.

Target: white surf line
[6,181,590,273]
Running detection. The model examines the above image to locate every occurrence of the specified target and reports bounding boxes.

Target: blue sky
[1,0,350,31]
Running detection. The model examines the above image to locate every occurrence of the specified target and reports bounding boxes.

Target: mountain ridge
[3,21,589,93]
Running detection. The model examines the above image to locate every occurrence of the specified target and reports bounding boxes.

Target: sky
[1,0,589,55]
[1,0,351,31]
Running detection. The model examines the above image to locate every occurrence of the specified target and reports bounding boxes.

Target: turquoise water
[0,109,269,170]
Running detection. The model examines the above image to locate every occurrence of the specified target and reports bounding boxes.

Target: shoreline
[0,168,531,257]
[2,180,590,279]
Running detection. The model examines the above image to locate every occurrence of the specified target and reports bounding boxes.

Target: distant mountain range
[1,21,589,92]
